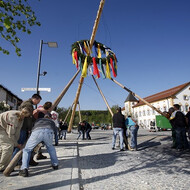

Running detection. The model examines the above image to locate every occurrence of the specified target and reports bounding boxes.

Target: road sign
[21,88,51,92]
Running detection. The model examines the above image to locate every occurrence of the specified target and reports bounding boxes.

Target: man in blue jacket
[126,115,139,151]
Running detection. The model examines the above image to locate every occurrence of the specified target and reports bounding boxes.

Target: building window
[139,111,141,117]
[152,109,155,115]
[184,95,189,100]
[147,109,150,115]
[163,106,167,112]
[143,110,146,116]
[135,112,138,118]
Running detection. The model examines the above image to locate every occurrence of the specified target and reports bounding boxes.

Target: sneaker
[112,147,115,150]
[29,159,38,166]
[120,149,125,151]
[54,143,58,146]
[36,153,47,160]
[52,165,58,170]
[19,169,29,177]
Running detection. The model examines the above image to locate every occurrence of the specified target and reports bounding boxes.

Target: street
[0,128,189,190]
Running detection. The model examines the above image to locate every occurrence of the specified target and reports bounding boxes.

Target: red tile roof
[133,82,190,107]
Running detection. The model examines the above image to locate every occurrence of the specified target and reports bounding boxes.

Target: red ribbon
[74,51,79,69]
[92,57,100,78]
[110,58,117,77]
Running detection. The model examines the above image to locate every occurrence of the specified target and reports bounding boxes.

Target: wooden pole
[3,149,23,176]
[92,75,113,116]
[78,102,82,122]
[89,0,105,50]
[51,70,80,111]
[68,77,84,132]
[63,103,74,124]
[110,78,166,117]
[68,0,106,132]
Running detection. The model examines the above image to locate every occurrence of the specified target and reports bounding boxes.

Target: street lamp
[36,40,58,95]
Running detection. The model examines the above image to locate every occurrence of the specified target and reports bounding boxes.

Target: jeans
[175,127,189,149]
[60,130,67,140]
[21,128,58,170]
[54,128,59,144]
[129,125,139,149]
[12,130,27,159]
[86,129,91,140]
[77,130,85,140]
[112,128,124,149]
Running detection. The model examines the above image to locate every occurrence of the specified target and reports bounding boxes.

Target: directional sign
[21,88,51,92]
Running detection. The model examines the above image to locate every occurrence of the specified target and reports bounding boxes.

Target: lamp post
[36,40,58,95]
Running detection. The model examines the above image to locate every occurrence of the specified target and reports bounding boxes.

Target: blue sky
[1,0,190,110]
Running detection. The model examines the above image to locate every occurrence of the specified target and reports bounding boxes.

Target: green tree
[0,0,41,56]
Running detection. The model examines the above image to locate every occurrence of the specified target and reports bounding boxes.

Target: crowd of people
[0,94,60,177]
[112,107,139,151]
[0,96,189,178]
[111,105,190,152]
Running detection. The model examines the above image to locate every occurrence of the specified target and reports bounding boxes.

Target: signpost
[21,88,51,92]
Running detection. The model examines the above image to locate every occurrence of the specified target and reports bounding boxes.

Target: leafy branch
[0,0,41,56]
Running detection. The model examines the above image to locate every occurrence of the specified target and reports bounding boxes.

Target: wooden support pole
[78,102,82,122]
[110,78,166,117]
[68,0,106,132]
[63,103,74,124]
[92,75,113,116]
[68,77,84,132]
[51,70,80,111]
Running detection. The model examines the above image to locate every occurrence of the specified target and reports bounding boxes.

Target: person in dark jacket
[59,120,68,140]
[170,104,189,151]
[19,113,59,177]
[77,122,85,140]
[112,107,125,151]
[168,107,177,148]
[84,121,92,140]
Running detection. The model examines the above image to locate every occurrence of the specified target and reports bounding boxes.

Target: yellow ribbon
[82,57,88,78]
[106,59,111,79]
[72,49,76,64]
[97,44,101,58]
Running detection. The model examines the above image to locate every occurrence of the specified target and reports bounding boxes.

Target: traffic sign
[21,88,51,92]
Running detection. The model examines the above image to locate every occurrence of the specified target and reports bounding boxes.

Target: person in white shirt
[51,109,59,146]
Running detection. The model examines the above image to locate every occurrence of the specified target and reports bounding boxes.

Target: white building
[122,82,190,128]
[0,84,22,110]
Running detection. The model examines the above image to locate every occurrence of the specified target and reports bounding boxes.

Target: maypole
[68,0,106,132]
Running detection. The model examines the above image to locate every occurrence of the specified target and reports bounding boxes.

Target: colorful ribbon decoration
[71,40,118,79]
[92,57,100,78]
[74,51,79,70]
[106,59,111,79]
[99,59,106,79]
[110,58,117,77]
[97,44,101,58]
[82,57,88,78]
[79,57,82,71]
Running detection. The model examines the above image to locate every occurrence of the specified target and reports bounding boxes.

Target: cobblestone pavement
[77,129,190,190]
[0,128,189,190]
